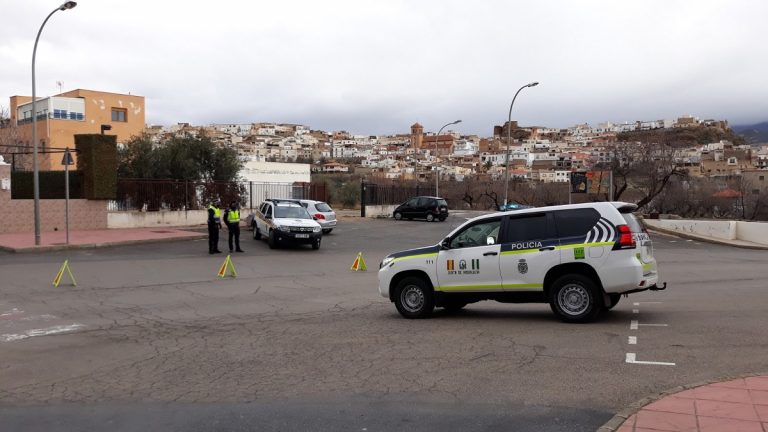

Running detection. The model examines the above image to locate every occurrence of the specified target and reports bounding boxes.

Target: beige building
[1,89,145,171]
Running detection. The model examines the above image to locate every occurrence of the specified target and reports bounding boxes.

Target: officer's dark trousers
[228,225,241,252]
[208,223,219,253]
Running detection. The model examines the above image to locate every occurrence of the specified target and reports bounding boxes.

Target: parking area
[1,213,767,431]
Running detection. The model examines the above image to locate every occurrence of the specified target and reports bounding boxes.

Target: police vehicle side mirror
[440,238,451,250]
[487,236,496,245]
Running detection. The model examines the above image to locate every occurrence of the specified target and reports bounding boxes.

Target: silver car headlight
[380,256,394,269]
[313,226,321,233]
[277,225,289,232]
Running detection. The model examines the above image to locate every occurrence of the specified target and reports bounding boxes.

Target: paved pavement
[1,213,767,431]
[607,375,768,432]
[0,227,205,253]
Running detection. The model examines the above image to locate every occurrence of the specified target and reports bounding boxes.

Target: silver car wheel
[557,284,590,316]
[400,285,425,313]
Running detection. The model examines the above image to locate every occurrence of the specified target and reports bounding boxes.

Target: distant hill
[617,125,745,147]
[732,121,768,144]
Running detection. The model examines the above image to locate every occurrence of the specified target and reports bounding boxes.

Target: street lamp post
[503,81,538,207]
[434,119,461,196]
[31,1,77,246]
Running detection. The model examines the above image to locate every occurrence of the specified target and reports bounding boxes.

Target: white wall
[240,161,311,183]
[645,219,768,245]
[108,210,208,229]
[365,205,397,218]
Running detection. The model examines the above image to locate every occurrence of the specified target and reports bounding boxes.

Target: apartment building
[1,89,145,170]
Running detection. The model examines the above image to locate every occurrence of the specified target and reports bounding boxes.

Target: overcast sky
[1,0,767,135]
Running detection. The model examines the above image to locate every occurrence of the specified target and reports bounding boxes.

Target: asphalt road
[1,212,767,431]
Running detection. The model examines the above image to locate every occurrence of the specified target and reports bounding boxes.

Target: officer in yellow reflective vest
[224,201,244,253]
[207,201,223,254]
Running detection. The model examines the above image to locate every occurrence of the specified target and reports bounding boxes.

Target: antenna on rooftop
[56,81,63,94]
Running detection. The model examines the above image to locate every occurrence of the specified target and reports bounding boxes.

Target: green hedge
[75,134,117,200]
[11,171,84,199]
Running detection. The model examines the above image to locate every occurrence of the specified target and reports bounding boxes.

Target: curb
[0,233,207,254]
[644,225,768,250]
[596,371,768,431]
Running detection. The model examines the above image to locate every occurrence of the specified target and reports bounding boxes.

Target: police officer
[224,201,244,253]
[207,200,223,254]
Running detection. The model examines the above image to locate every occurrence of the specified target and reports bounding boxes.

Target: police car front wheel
[394,277,434,319]
[549,274,602,323]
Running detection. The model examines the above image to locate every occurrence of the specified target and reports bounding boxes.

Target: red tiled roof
[712,189,741,198]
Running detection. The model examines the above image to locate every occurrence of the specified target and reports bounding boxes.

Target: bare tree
[599,141,687,209]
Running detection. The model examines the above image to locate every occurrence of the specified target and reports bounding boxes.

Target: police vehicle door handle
[539,246,555,251]
[483,252,498,256]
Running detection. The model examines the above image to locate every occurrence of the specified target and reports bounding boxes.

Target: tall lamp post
[31,1,78,246]
[434,119,461,196]
[503,81,538,207]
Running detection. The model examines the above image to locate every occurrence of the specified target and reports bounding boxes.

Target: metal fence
[108,179,328,212]
[361,181,435,206]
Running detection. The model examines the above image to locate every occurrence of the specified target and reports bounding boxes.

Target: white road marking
[630,320,638,330]
[628,336,637,345]
[669,240,677,243]
[632,309,639,314]
[1,324,85,342]
[626,353,675,366]
[686,240,693,242]
[639,323,668,327]
[0,308,24,317]
[633,302,663,306]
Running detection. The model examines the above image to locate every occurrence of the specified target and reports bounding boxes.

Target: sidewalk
[0,227,206,253]
[600,375,768,431]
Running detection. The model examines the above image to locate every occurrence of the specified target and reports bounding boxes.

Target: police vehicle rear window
[621,213,644,233]
[553,209,600,237]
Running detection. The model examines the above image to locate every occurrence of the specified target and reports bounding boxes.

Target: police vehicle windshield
[275,205,312,219]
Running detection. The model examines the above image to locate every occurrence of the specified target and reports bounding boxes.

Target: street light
[434,119,461,196]
[503,81,538,207]
[31,1,77,246]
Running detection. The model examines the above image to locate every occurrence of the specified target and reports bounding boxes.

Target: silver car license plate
[296,234,309,238]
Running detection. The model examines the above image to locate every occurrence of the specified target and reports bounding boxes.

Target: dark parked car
[393,196,449,222]
[498,201,533,211]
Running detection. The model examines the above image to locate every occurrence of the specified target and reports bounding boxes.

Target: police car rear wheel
[394,277,434,319]
[253,226,261,240]
[549,274,602,323]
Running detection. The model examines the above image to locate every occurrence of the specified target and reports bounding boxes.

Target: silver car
[296,199,337,234]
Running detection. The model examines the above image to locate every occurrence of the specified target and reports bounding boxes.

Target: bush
[76,134,117,199]
[11,170,84,199]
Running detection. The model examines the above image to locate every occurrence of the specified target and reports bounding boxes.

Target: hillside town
[144,115,768,184]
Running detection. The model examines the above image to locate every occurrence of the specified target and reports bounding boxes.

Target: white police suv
[378,202,665,323]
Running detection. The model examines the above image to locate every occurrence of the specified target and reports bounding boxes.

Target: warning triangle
[217,254,237,278]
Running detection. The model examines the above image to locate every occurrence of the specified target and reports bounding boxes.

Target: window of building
[111,108,127,122]
[760,176,765,181]
[753,189,760,195]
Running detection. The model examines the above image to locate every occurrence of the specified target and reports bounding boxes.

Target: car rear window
[437,199,448,207]
[621,213,644,233]
[315,202,332,212]
[553,208,600,238]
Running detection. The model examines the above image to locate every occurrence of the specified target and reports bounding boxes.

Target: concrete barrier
[644,219,768,246]
[364,205,397,218]
[108,210,208,229]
